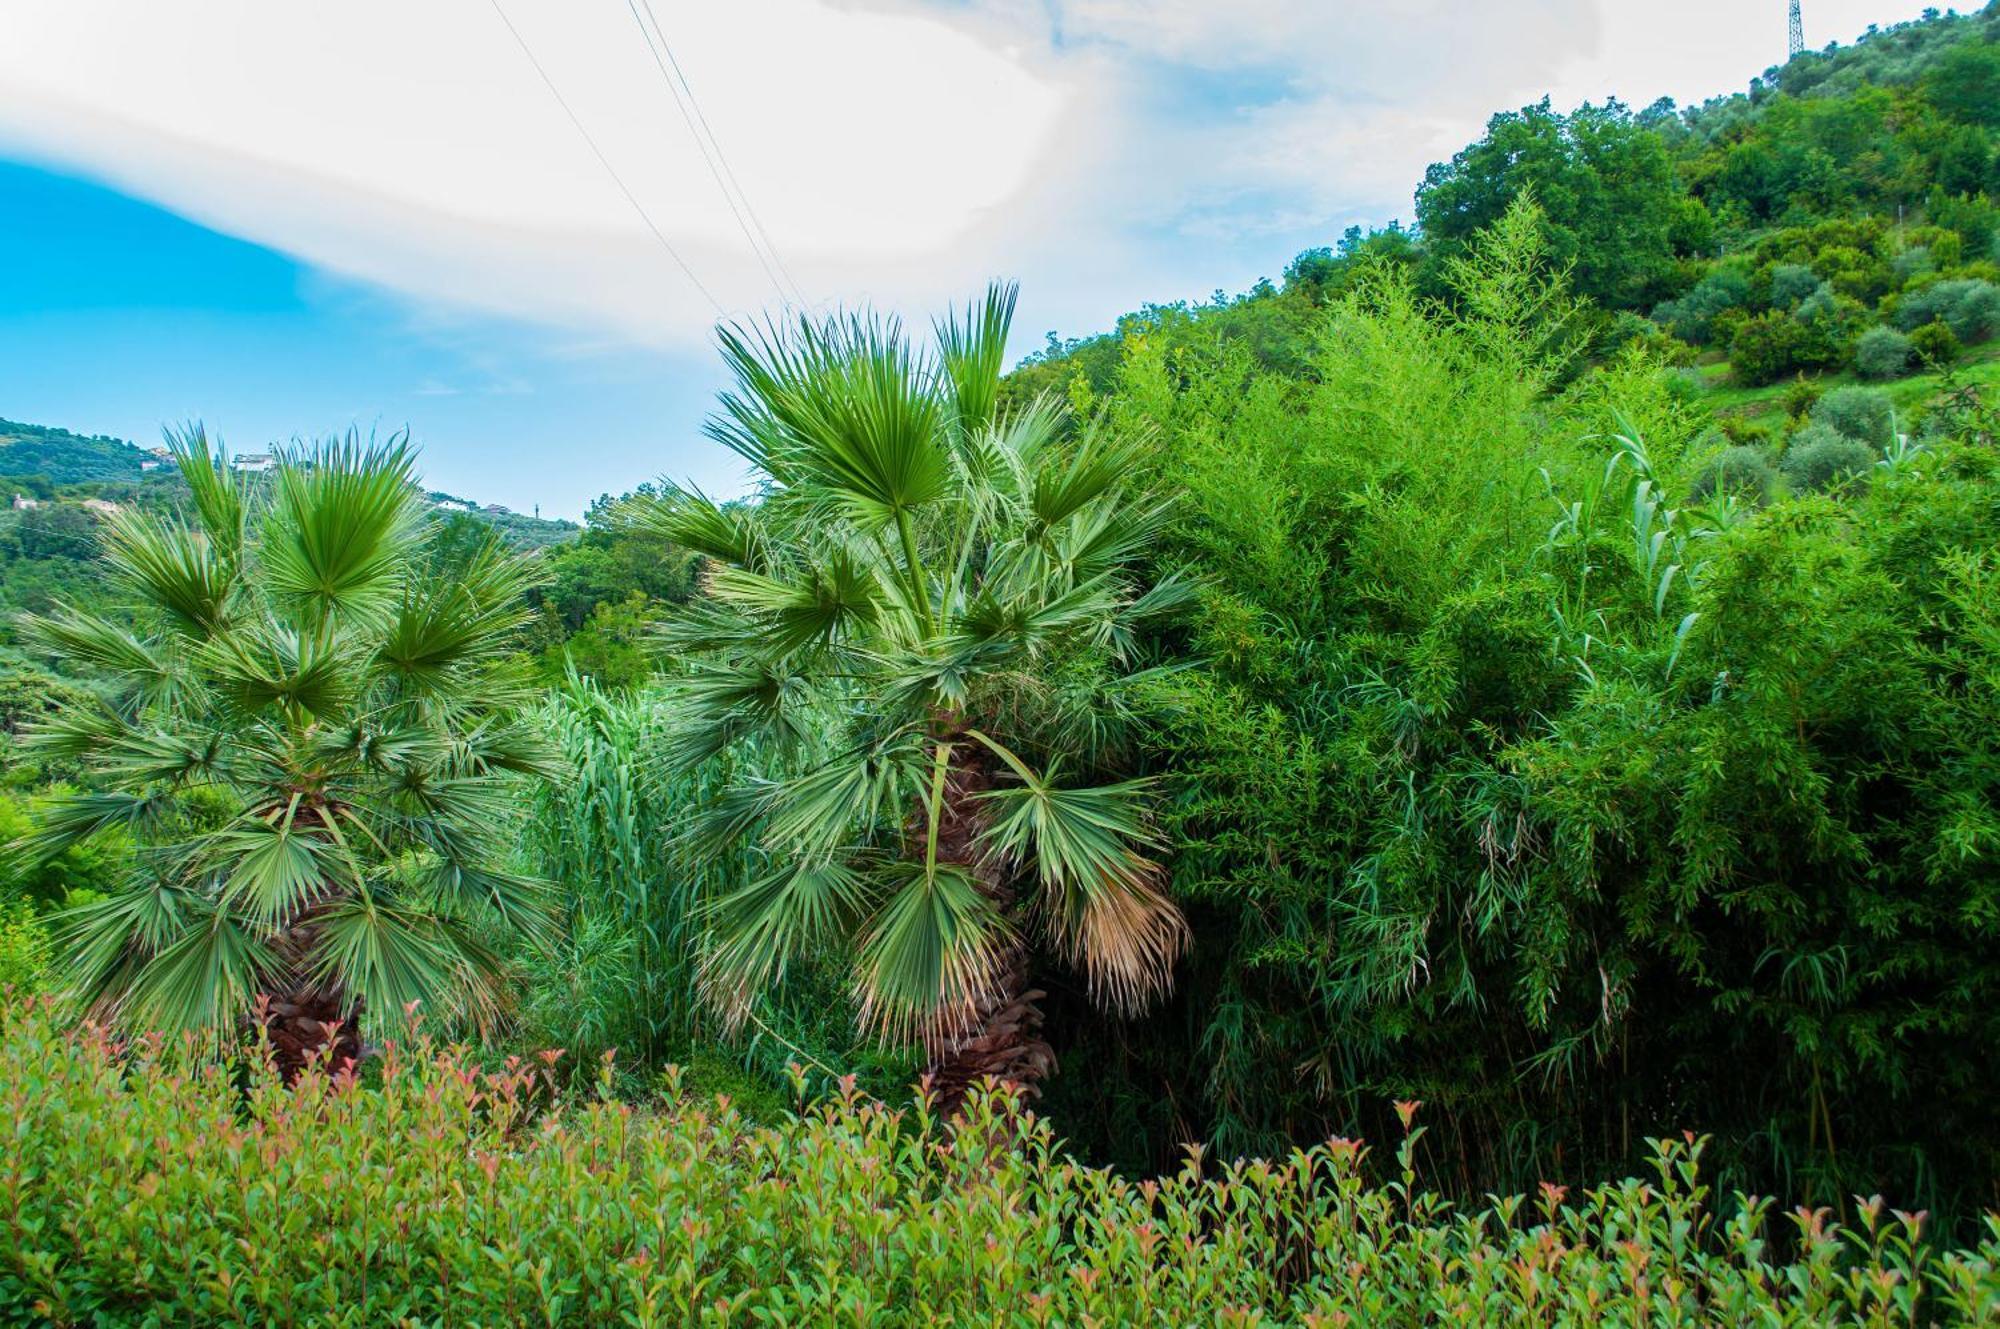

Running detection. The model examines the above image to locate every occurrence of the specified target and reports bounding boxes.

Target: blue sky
[0,0,1942,518]
[0,160,733,516]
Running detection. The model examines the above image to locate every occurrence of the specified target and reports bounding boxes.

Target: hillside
[1015,2,2000,434]
[1,418,579,635]
[0,418,149,486]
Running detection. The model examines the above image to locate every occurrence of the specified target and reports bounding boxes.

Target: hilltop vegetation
[0,419,149,486]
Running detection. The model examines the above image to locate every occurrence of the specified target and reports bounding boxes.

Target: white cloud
[0,0,1953,355]
[0,0,1092,344]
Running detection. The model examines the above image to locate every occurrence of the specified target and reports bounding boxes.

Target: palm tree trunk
[259,908,362,1080]
[920,750,1056,1110]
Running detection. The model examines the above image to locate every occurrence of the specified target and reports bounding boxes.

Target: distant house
[139,446,172,472]
[10,494,39,510]
[433,499,472,513]
[81,498,123,516]
[230,453,276,474]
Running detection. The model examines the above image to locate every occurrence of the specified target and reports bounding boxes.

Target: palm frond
[655,663,815,769]
[759,732,927,860]
[1029,421,1147,534]
[966,730,1186,1014]
[97,509,237,637]
[935,281,1018,435]
[209,811,344,929]
[698,857,875,1023]
[12,791,164,862]
[376,562,538,695]
[91,727,232,788]
[707,542,883,657]
[625,482,765,570]
[852,858,1009,1045]
[16,699,138,762]
[309,895,497,1028]
[199,621,355,717]
[165,423,248,566]
[120,905,272,1034]
[430,860,555,946]
[16,608,179,701]
[1056,495,1176,583]
[262,433,423,626]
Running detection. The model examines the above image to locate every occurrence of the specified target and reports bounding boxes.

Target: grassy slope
[1693,345,2000,427]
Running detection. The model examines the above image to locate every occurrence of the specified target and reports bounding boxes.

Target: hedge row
[3,999,1997,1327]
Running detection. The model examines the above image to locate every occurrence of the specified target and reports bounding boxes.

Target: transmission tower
[1789,0,1806,59]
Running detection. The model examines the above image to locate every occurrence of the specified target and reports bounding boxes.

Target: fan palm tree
[631,284,1193,1103]
[14,432,556,1073]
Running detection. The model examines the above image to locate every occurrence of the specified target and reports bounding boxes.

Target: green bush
[1768,261,1820,309]
[1913,319,1965,367]
[1855,325,1916,379]
[1782,424,1878,492]
[1896,278,2000,343]
[1731,309,1845,385]
[0,904,48,992]
[1812,384,1897,444]
[3,999,1997,1327]
[1781,373,1825,419]
[1690,444,1780,502]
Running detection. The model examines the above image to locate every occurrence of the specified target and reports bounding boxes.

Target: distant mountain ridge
[0,416,576,546]
[0,419,149,485]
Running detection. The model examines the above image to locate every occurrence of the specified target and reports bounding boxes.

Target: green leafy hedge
[4,1000,1997,1326]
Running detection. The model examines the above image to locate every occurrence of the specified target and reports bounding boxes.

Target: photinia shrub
[2,998,1997,1326]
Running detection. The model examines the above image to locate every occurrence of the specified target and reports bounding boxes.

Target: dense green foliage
[7,997,1998,1327]
[1016,202,2000,1227]
[0,418,149,487]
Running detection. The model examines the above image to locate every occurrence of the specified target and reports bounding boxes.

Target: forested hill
[0,415,575,543]
[1011,2,2000,424]
[0,416,580,631]
[0,419,150,485]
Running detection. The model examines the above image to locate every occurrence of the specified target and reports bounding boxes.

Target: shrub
[1731,310,1814,384]
[0,904,48,992]
[1913,319,1965,367]
[1718,416,1776,448]
[1768,261,1820,309]
[1813,385,1896,444]
[1892,245,1936,286]
[1652,280,1743,346]
[1783,424,1878,493]
[1690,444,1779,503]
[1896,278,2000,343]
[1956,283,2000,343]
[3,999,1998,1327]
[1855,325,1916,379]
[1661,365,1707,405]
[1781,374,1825,420]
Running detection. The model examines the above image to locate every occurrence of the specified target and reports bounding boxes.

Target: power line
[485,0,725,316]
[625,0,807,308]
[640,0,807,306]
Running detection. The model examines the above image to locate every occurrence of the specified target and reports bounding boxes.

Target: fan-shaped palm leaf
[262,433,422,625]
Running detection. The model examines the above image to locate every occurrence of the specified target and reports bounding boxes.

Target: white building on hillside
[10,494,40,510]
[140,446,172,472]
[230,453,276,473]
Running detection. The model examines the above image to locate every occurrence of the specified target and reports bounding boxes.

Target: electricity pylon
[1789,1,1806,59]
